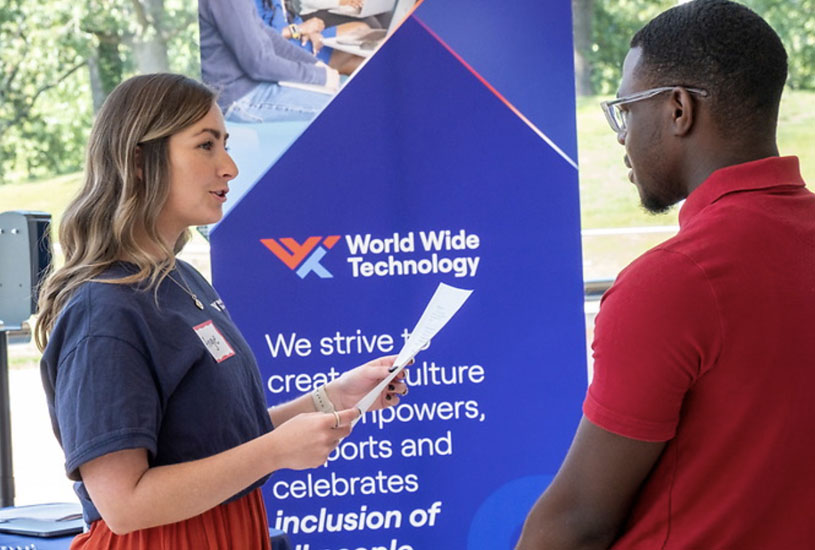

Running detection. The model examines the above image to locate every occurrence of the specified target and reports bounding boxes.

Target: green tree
[573,0,594,96]
[83,0,200,110]
[577,0,815,96]
[0,0,199,185]
[743,0,815,90]
[587,0,675,95]
[0,0,90,182]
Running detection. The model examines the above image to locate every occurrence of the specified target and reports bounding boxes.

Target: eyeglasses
[601,86,709,134]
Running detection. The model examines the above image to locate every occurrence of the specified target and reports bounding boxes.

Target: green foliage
[162,0,204,79]
[588,0,674,95]
[743,0,815,90]
[82,0,201,79]
[0,0,200,185]
[0,0,91,182]
[2,0,810,185]
[586,0,815,94]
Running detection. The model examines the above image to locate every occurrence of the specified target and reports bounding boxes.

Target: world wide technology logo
[261,236,341,279]
[261,230,482,280]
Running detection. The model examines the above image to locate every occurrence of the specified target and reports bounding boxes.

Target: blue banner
[210,1,585,548]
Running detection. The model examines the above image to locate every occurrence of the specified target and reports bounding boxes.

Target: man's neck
[684,140,780,197]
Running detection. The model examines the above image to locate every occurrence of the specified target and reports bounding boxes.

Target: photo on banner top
[197,0,418,226]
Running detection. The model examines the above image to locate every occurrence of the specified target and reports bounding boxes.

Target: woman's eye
[199,141,213,151]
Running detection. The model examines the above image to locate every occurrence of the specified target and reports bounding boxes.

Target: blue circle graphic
[467,474,553,550]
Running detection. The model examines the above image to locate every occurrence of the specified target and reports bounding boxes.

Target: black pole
[0,329,14,507]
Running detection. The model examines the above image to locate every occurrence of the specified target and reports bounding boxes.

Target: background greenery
[2,0,813,186]
[1,0,199,183]
[574,0,815,95]
[1,0,813,280]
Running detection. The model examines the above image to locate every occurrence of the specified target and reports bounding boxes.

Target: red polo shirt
[584,157,815,548]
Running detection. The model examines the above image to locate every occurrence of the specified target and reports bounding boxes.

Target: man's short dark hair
[631,0,787,136]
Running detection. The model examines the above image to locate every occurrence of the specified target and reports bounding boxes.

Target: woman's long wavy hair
[35,73,216,350]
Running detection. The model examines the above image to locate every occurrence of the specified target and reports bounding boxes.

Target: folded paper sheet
[353,282,472,423]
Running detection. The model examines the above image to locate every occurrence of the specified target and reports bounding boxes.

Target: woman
[36,73,407,549]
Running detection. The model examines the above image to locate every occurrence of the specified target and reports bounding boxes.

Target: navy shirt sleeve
[54,334,162,480]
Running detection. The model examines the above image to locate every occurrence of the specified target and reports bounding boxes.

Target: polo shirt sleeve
[584,248,723,442]
[54,334,162,481]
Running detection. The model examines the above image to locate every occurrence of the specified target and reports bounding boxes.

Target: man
[199,0,340,123]
[517,1,815,548]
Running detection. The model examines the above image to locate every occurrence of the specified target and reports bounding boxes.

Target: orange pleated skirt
[69,488,271,550]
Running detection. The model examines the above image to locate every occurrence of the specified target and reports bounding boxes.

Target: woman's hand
[268,408,359,470]
[339,0,364,9]
[325,355,409,411]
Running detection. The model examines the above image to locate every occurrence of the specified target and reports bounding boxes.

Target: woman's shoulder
[56,265,155,334]
[43,265,155,363]
[74,263,150,304]
[174,258,202,281]
[175,258,218,295]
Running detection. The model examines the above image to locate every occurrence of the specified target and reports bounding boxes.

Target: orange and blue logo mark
[261,236,341,279]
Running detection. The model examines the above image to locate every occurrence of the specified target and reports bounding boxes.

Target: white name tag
[193,320,236,363]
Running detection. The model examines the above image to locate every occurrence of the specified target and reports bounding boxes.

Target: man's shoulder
[616,240,701,285]
[601,238,721,320]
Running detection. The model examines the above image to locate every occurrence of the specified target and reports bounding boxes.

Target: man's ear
[134,144,144,181]
[669,88,696,137]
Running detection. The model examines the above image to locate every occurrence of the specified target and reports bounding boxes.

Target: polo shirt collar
[679,156,804,228]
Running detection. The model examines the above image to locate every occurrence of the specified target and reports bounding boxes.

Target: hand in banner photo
[295,17,326,54]
[325,354,411,411]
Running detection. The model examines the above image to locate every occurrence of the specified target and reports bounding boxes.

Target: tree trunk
[88,34,124,112]
[130,38,170,73]
[128,0,170,73]
[87,54,106,113]
[572,0,594,96]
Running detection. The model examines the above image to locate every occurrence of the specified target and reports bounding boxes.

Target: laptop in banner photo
[329,0,394,18]
[323,0,416,57]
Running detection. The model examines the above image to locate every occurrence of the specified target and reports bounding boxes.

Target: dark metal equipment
[0,210,52,507]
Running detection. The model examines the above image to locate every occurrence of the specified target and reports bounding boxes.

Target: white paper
[353,283,473,423]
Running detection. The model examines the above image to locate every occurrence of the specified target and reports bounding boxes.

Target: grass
[0,172,83,235]
[1,90,813,283]
[577,89,815,279]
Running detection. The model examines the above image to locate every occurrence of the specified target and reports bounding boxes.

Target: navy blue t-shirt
[40,260,274,523]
